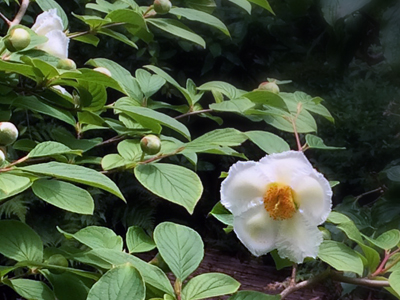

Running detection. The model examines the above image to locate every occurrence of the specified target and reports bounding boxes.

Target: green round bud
[57,58,77,70]
[140,135,161,155]
[258,81,280,94]
[154,0,172,14]
[47,254,68,274]
[0,122,18,146]
[0,149,5,166]
[4,28,31,52]
[93,67,112,77]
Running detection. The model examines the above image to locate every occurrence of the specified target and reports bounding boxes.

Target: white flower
[220,151,332,263]
[31,9,69,59]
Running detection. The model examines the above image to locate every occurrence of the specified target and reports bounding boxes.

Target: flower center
[263,182,297,220]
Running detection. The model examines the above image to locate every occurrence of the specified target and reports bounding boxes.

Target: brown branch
[354,187,384,202]
[0,12,11,26]
[330,271,390,288]
[9,0,30,27]
[174,109,213,120]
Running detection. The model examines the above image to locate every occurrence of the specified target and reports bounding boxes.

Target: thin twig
[67,22,126,39]
[9,0,30,27]
[174,109,213,120]
[96,135,125,147]
[0,12,11,26]
[354,187,383,202]
[330,271,390,288]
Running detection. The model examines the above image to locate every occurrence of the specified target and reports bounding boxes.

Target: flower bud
[4,28,31,52]
[47,254,68,274]
[0,122,18,146]
[57,58,76,70]
[154,0,172,14]
[0,149,5,166]
[258,81,280,94]
[93,67,112,77]
[140,135,161,155]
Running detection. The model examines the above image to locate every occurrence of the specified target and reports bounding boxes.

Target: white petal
[275,212,323,263]
[32,9,64,36]
[259,151,312,184]
[292,173,332,224]
[233,205,278,257]
[37,30,69,59]
[221,161,271,215]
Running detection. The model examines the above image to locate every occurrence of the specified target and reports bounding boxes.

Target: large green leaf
[389,270,400,296]
[245,131,290,154]
[318,240,363,276]
[58,226,123,251]
[114,104,191,140]
[5,279,55,300]
[363,230,400,250]
[0,173,32,201]
[19,162,125,201]
[134,163,203,214]
[154,222,204,281]
[169,8,229,36]
[0,220,43,262]
[126,226,156,253]
[147,18,206,48]
[32,179,94,215]
[89,249,174,295]
[28,141,82,158]
[228,291,281,300]
[87,264,145,300]
[182,273,240,300]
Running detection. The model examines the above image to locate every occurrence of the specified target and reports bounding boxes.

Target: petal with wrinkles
[37,30,69,59]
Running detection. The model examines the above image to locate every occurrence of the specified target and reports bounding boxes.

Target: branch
[0,12,11,26]
[9,0,30,27]
[330,271,390,288]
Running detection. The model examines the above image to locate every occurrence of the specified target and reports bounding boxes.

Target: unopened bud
[258,81,280,94]
[94,67,112,77]
[4,28,31,52]
[140,135,161,155]
[154,0,172,14]
[57,58,76,70]
[0,122,18,146]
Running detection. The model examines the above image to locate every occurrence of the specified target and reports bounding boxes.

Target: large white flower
[31,9,69,59]
[220,151,332,263]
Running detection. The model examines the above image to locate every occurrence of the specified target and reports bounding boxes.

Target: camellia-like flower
[31,9,69,59]
[220,151,332,263]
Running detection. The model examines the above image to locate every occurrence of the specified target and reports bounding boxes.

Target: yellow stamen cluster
[263,182,297,220]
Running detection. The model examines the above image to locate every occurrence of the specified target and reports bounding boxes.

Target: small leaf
[0,173,32,201]
[245,131,290,154]
[126,226,156,253]
[210,202,233,226]
[134,163,203,214]
[19,162,125,201]
[318,240,364,276]
[87,264,145,300]
[182,273,240,300]
[0,220,43,262]
[154,222,204,281]
[28,141,82,158]
[32,179,94,215]
[305,134,345,150]
[389,270,400,297]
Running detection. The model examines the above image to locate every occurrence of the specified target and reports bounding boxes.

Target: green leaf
[13,96,75,126]
[135,69,166,99]
[106,9,147,29]
[126,226,156,253]
[228,291,281,300]
[247,0,274,13]
[147,18,206,48]
[87,264,145,300]
[169,8,229,36]
[318,240,364,276]
[182,273,240,300]
[154,222,204,281]
[245,131,290,154]
[134,163,203,214]
[58,226,123,251]
[36,0,69,29]
[242,90,286,109]
[185,0,216,14]
[305,134,345,150]
[198,81,243,99]
[115,104,190,140]
[227,0,251,14]
[99,28,138,48]
[386,166,400,182]
[389,270,400,297]
[185,128,247,152]
[89,249,174,295]
[0,220,43,262]
[32,179,94,215]
[6,279,55,300]
[210,99,254,113]
[0,173,32,201]
[19,162,125,201]
[117,139,142,162]
[210,202,233,226]
[28,141,82,158]
[101,154,128,171]
[270,250,293,270]
[363,230,400,250]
